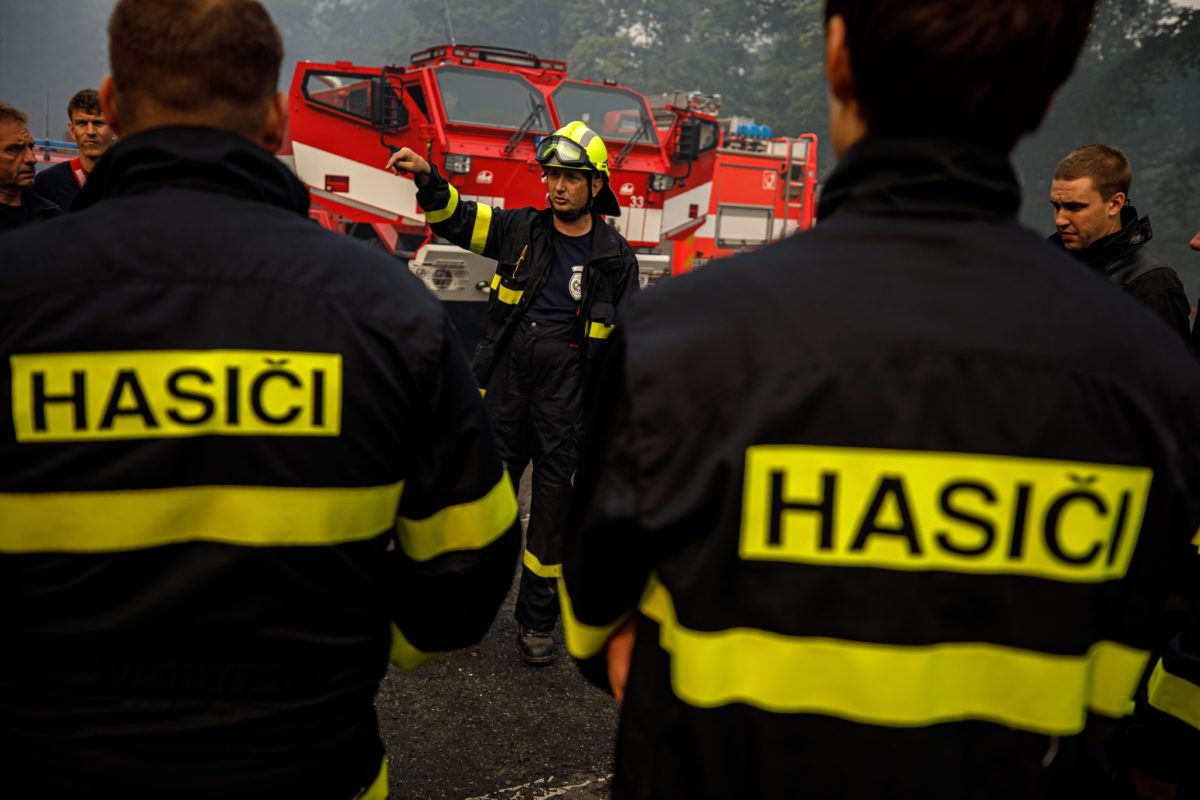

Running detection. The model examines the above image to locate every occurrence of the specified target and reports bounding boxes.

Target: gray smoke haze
[2,0,1197,292]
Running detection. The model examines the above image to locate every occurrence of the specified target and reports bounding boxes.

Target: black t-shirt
[0,198,35,231]
[526,227,591,323]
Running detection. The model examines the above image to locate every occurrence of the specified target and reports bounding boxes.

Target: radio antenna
[442,0,456,46]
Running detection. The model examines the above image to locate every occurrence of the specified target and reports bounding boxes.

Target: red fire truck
[678,118,819,271]
[280,44,819,337]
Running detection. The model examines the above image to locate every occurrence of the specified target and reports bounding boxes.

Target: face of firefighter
[1050,177,1124,251]
[544,166,601,223]
[0,121,37,201]
[69,110,114,167]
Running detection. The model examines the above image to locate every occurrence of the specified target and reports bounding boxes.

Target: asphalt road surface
[378,473,619,800]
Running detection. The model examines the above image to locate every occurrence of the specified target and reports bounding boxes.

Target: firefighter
[0,1,519,797]
[34,88,115,211]
[559,1,1200,798]
[386,121,639,665]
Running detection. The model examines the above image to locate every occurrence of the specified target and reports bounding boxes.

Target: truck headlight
[444,154,472,174]
[649,173,675,192]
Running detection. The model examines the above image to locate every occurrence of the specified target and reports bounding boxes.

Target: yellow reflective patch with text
[11,350,341,441]
[740,446,1151,583]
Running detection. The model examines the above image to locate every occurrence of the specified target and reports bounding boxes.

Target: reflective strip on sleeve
[424,184,459,224]
[1148,657,1200,731]
[558,575,632,659]
[488,272,524,305]
[638,576,1149,735]
[395,473,517,562]
[470,203,493,255]
[389,623,441,671]
[523,548,561,578]
[363,759,389,800]
[0,483,405,553]
[587,321,615,340]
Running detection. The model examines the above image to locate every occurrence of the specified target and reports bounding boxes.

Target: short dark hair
[0,102,29,127]
[67,89,102,120]
[825,0,1097,148]
[107,0,283,134]
[1053,144,1132,201]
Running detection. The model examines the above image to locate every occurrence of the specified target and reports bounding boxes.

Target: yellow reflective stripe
[1148,658,1200,731]
[0,483,405,553]
[639,577,1148,734]
[587,321,615,340]
[389,622,440,671]
[559,575,631,659]
[488,269,522,305]
[496,285,523,305]
[469,203,492,255]
[395,474,517,562]
[362,759,389,800]
[424,184,459,224]
[523,548,561,578]
[479,388,486,398]
[1089,640,1152,718]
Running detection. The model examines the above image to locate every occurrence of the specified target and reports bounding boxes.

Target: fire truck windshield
[552,82,659,145]
[434,67,552,130]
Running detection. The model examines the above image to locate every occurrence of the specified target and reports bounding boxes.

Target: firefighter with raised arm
[558,0,1200,797]
[387,122,639,665]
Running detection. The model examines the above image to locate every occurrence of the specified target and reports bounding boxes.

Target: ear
[1107,191,1126,216]
[99,76,123,137]
[825,14,855,105]
[259,91,288,153]
[592,176,604,198]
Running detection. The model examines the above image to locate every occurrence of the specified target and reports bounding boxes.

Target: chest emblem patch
[569,265,584,302]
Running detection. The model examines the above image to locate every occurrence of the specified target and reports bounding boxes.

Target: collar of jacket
[22,186,60,217]
[535,208,626,268]
[72,125,311,216]
[817,135,1020,223]
[1048,204,1152,272]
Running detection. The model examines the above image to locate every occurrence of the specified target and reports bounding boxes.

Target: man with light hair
[1050,143,1190,338]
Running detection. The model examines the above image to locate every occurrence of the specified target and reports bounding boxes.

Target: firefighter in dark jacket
[560,1,1200,798]
[1049,144,1191,339]
[387,121,639,665]
[0,1,519,797]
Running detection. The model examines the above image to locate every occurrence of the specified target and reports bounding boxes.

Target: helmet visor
[535,135,591,170]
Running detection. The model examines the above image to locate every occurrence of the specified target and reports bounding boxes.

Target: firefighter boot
[517,623,555,666]
[515,479,572,664]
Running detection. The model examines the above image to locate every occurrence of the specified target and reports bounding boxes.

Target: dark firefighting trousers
[485,317,583,632]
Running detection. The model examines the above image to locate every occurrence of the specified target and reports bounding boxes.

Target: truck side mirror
[675,119,703,163]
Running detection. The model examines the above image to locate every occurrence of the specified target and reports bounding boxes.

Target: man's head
[823,0,1098,156]
[101,0,286,149]
[66,89,114,165]
[535,122,621,221]
[1050,144,1131,251]
[0,103,37,196]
